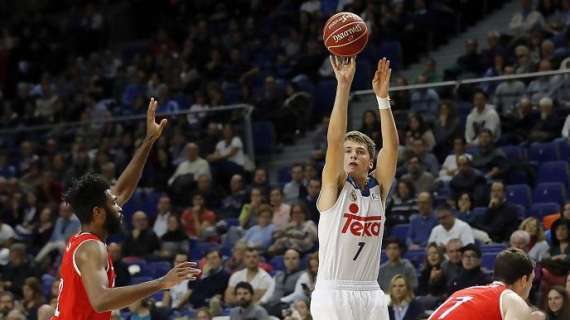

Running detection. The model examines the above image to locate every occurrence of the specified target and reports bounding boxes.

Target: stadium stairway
[402,0,520,81]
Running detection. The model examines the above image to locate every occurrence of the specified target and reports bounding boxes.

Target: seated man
[449,244,490,293]
[428,204,475,247]
[224,247,274,306]
[229,282,269,320]
[34,202,80,265]
[263,249,304,316]
[378,238,418,292]
[475,181,519,243]
[122,211,161,258]
[471,129,507,179]
[407,192,437,249]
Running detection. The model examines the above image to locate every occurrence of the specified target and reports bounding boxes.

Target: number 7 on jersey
[353,242,365,261]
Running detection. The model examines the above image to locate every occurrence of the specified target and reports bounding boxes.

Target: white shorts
[310,280,389,320]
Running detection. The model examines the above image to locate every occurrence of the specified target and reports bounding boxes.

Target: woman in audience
[224,240,247,274]
[32,207,54,253]
[282,252,319,303]
[242,204,276,250]
[22,277,44,320]
[388,274,425,320]
[549,219,570,262]
[181,193,217,241]
[455,193,478,225]
[417,243,447,310]
[387,179,417,227]
[160,215,190,259]
[433,100,460,159]
[438,137,471,183]
[268,202,317,255]
[270,187,291,229]
[239,187,265,229]
[519,217,550,262]
[405,113,436,151]
[544,286,570,320]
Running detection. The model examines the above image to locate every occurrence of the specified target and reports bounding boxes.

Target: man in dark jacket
[449,244,490,293]
[263,249,304,316]
[476,181,519,243]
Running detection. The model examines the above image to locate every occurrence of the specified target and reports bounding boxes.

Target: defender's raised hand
[330,55,356,86]
[146,97,168,143]
[372,58,391,99]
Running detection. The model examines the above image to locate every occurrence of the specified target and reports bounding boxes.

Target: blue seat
[538,161,570,185]
[226,218,240,227]
[528,142,559,162]
[506,184,533,208]
[500,145,525,161]
[278,166,291,184]
[252,121,275,155]
[533,182,567,204]
[481,244,506,253]
[141,190,161,220]
[473,207,487,218]
[190,242,218,261]
[130,276,153,285]
[41,274,56,298]
[481,253,497,271]
[404,250,426,269]
[390,224,410,243]
[122,190,143,228]
[530,202,561,220]
[554,137,570,162]
[514,204,528,220]
[270,255,285,271]
[144,261,172,278]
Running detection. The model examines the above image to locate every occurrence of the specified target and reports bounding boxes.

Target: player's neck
[350,174,368,189]
[81,225,107,241]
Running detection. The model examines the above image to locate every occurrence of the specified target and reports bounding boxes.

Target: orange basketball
[323,12,369,57]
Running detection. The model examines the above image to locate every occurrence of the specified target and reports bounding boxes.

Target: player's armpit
[501,291,531,320]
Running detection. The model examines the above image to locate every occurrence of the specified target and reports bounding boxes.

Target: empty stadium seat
[500,145,526,161]
[390,224,410,243]
[533,182,567,204]
[528,142,560,162]
[514,204,528,220]
[538,161,570,185]
[252,121,275,155]
[481,253,497,271]
[404,250,426,269]
[530,202,561,220]
[278,166,292,184]
[270,255,284,271]
[554,137,570,162]
[506,184,533,208]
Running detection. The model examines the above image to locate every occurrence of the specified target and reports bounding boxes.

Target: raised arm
[372,58,399,203]
[76,240,199,312]
[112,98,167,206]
[317,56,356,212]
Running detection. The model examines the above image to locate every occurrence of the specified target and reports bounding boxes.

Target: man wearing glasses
[448,244,490,293]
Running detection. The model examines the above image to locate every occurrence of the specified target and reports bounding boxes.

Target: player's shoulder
[500,289,531,319]
[74,238,107,261]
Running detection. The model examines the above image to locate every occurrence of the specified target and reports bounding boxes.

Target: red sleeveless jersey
[429,282,507,320]
[51,233,116,320]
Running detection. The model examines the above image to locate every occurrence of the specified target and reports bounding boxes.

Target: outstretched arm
[76,240,199,312]
[317,56,356,213]
[112,98,167,206]
[371,58,399,203]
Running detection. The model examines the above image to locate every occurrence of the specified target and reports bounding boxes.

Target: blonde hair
[519,217,546,242]
[389,274,414,305]
[344,131,376,158]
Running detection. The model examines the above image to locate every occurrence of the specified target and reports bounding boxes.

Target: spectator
[270,187,291,230]
[549,219,570,262]
[456,39,484,76]
[302,178,321,224]
[181,193,217,240]
[476,181,520,243]
[407,192,437,249]
[359,110,382,147]
[0,215,16,249]
[455,193,481,226]
[544,286,570,320]
[268,203,317,255]
[529,97,562,143]
[543,201,570,230]
[162,253,192,310]
[225,247,274,306]
[263,249,303,317]
[428,204,475,247]
[401,156,435,194]
[283,163,307,204]
[207,124,245,184]
[450,155,488,206]
[281,252,318,304]
[378,238,418,292]
[153,195,172,238]
[122,211,160,258]
[34,202,80,266]
[21,277,43,320]
[528,61,562,106]
[519,217,550,263]
[224,240,247,275]
[160,215,190,259]
[509,0,545,36]
[108,243,130,287]
[229,282,269,320]
[441,239,463,290]
[433,101,460,158]
[410,75,440,116]
[220,174,247,219]
[283,299,311,320]
[481,31,506,70]
[249,168,271,199]
[387,274,425,320]
[239,187,266,229]
[465,90,501,145]
[243,205,276,250]
[406,137,440,177]
[417,243,447,310]
[168,143,211,185]
[449,244,490,293]
[0,291,14,319]
[388,179,418,226]
[471,129,507,179]
[405,115,436,153]
[439,138,472,183]
[493,66,526,116]
[510,230,531,252]
[186,249,230,309]
[562,114,570,139]
[0,243,35,298]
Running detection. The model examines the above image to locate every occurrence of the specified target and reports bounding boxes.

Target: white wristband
[376,96,391,110]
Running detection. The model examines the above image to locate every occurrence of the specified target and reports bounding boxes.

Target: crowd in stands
[1,0,570,319]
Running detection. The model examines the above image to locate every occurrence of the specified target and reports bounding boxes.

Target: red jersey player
[429,248,534,320]
[47,98,201,320]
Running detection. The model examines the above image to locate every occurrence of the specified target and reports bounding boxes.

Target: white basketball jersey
[316,175,386,282]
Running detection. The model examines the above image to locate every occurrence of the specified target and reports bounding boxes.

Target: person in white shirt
[465,90,501,145]
[208,124,245,167]
[509,0,544,37]
[224,247,274,306]
[283,163,306,204]
[152,195,172,238]
[428,204,475,247]
[438,138,472,182]
[168,143,211,185]
[562,114,570,139]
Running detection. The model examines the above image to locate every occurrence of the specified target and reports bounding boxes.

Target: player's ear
[92,206,106,223]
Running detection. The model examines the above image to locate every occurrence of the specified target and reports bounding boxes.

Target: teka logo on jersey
[341,213,382,236]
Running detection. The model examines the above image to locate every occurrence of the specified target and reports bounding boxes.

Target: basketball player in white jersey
[310,56,398,320]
